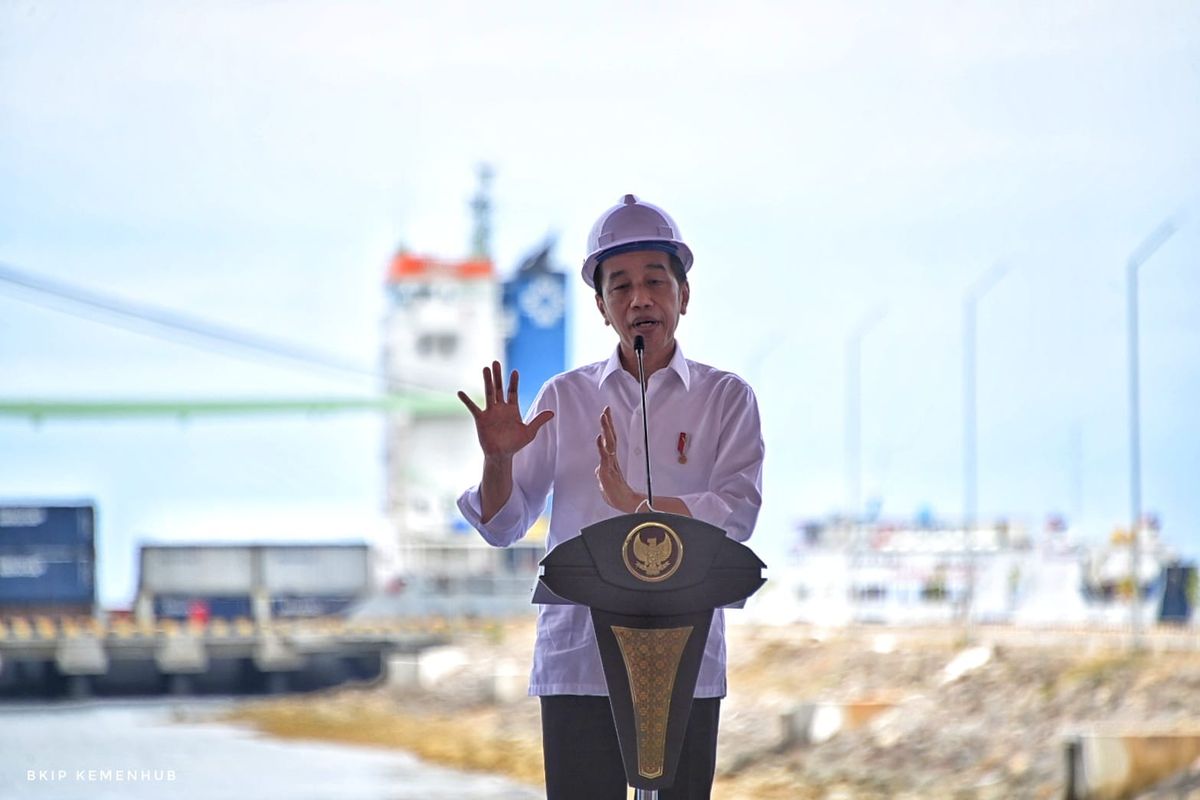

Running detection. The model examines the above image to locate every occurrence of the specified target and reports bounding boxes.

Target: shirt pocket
[653,427,717,499]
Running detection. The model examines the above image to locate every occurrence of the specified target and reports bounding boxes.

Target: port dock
[0,614,446,698]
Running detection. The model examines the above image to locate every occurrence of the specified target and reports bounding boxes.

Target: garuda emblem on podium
[622,522,683,582]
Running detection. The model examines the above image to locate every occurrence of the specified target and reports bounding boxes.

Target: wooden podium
[533,511,766,797]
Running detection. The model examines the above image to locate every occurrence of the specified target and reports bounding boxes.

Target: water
[0,698,541,800]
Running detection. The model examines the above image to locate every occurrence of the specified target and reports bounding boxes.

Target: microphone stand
[634,335,653,510]
[632,333,657,800]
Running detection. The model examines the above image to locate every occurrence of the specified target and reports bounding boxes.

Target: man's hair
[593,253,688,297]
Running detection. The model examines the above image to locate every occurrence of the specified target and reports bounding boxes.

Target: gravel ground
[220,620,1200,799]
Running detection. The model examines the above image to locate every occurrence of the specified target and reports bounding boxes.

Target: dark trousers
[540,695,721,800]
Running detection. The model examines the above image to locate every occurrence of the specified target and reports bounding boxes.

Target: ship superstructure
[378,169,567,615]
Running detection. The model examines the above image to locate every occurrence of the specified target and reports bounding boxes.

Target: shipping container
[139,546,255,595]
[261,545,370,595]
[138,543,371,621]
[0,502,95,613]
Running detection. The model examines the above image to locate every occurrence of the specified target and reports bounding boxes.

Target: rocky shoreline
[217,620,1200,799]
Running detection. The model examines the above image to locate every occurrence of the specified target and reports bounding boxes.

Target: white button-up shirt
[457,344,764,697]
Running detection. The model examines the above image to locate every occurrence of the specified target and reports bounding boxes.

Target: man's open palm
[457,361,554,459]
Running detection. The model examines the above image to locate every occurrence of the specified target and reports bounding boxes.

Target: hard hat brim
[581,241,694,289]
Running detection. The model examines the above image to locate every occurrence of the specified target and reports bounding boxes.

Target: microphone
[633,335,653,509]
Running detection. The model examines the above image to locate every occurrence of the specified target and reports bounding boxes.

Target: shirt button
[634,447,643,455]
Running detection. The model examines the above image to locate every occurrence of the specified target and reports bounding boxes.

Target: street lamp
[845,305,887,524]
[963,261,1010,633]
[1126,217,1180,648]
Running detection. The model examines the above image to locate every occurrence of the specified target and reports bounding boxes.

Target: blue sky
[1,1,1198,606]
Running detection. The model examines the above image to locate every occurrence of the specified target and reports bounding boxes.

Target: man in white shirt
[457,194,764,800]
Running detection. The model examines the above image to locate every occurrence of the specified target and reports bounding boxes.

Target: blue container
[0,504,94,547]
[0,503,96,609]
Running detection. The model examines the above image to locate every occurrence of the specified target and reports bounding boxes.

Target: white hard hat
[581,194,694,289]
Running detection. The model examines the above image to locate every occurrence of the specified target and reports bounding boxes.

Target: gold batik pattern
[611,625,694,779]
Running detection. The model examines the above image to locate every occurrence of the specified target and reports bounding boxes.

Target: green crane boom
[0,393,466,422]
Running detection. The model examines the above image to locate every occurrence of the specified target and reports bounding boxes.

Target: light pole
[846,306,888,525]
[1126,217,1180,648]
[963,261,1010,633]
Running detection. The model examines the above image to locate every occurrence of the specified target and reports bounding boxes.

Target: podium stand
[533,511,766,797]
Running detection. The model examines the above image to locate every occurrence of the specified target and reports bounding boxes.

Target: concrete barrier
[55,636,108,675]
[1065,730,1200,799]
[386,654,421,691]
[490,657,527,704]
[415,645,469,690]
[155,635,208,673]
[781,700,896,747]
[253,634,304,672]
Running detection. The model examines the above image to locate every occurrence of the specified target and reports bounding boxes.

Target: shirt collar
[598,342,691,391]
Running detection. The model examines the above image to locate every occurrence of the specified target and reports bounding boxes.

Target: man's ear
[595,293,611,326]
[680,281,690,315]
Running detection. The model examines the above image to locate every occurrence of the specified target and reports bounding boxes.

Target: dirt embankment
[217,621,1200,799]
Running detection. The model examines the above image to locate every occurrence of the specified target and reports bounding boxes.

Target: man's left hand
[595,406,643,513]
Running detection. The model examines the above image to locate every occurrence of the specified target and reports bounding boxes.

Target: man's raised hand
[457,361,554,460]
[595,405,638,513]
